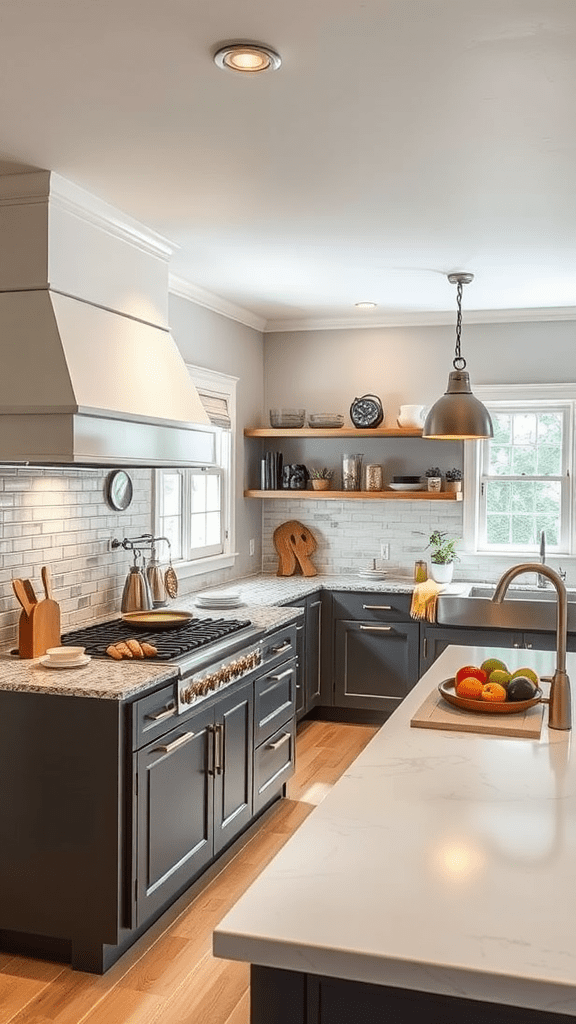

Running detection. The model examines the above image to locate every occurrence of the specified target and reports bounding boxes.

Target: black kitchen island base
[250,966,575,1024]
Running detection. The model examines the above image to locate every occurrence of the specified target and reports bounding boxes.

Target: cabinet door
[213,682,254,856]
[136,704,214,925]
[294,611,306,715]
[420,626,521,676]
[334,619,420,712]
[306,595,322,709]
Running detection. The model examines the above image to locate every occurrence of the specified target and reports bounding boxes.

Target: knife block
[18,599,61,658]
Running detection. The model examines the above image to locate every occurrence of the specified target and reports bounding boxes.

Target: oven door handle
[153,730,194,754]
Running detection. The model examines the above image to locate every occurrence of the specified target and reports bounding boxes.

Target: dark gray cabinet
[420,624,576,676]
[285,592,323,719]
[135,681,253,924]
[330,592,419,713]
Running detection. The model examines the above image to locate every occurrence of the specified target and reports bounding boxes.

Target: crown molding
[169,274,266,332]
[263,306,576,333]
[0,170,175,261]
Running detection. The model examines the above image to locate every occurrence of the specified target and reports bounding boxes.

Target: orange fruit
[456,676,484,699]
[455,665,487,686]
[481,682,507,702]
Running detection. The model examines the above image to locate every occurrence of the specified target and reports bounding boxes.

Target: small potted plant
[309,467,333,491]
[425,466,442,492]
[426,530,459,583]
[445,467,462,493]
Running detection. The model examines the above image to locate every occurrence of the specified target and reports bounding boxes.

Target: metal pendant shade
[422,274,493,440]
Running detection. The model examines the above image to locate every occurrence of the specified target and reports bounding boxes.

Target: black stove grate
[61,617,252,661]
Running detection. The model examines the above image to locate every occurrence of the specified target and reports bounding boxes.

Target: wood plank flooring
[0,719,378,1024]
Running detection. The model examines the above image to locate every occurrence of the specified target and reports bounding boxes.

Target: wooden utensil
[17,568,61,659]
[273,521,318,577]
[12,578,36,617]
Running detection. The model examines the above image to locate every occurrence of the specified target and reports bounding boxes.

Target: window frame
[153,366,238,579]
[463,383,576,558]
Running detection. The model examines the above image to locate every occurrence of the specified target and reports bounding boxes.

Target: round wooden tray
[121,610,194,630]
[439,677,543,714]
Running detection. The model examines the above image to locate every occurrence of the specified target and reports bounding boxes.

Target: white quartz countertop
[214,644,576,1017]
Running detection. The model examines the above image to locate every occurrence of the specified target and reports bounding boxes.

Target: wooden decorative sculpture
[273,520,318,577]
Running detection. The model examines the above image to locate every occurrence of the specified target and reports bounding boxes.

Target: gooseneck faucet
[492,563,571,731]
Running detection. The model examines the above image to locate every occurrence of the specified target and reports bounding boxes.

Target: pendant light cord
[453,278,466,371]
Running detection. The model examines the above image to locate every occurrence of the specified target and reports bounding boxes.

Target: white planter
[430,562,454,584]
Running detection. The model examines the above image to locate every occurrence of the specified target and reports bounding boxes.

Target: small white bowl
[46,646,86,662]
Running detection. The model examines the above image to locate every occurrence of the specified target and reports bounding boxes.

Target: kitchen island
[214,644,576,1022]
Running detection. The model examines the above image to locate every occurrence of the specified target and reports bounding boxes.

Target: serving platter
[438,677,543,714]
[121,610,194,630]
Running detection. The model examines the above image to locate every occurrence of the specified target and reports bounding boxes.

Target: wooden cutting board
[273,520,318,577]
[411,687,544,739]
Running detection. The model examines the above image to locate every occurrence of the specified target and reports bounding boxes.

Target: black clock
[349,394,384,429]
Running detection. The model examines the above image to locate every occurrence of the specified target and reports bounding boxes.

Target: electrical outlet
[249,539,255,556]
[380,542,390,560]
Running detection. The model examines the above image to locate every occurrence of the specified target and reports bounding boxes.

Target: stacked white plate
[356,566,388,580]
[195,588,244,609]
[39,646,91,670]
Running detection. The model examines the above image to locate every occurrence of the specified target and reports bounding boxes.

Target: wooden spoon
[12,578,35,617]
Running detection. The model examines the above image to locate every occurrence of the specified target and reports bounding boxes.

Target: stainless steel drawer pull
[267,733,290,751]
[269,668,293,681]
[154,731,195,754]
[145,703,176,721]
[359,624,393,632]
[271,641,291,654]
[362,604,392,611]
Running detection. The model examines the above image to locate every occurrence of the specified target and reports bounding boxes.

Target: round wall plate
[105,470,133,511]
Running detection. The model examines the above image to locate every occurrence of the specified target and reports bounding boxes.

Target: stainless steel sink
[437,584,576,631]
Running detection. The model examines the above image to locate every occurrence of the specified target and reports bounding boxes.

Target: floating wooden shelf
[244,427,423,438]
[244,489,463,501]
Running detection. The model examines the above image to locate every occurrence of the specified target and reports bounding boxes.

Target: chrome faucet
[538,530,550,587]
[492,563,571,731]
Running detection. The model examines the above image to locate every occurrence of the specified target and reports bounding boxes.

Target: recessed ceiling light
[214,43,282,74]
[355,301,377,309]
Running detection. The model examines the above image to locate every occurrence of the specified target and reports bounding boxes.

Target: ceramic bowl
[46,646,86,662]
[269,409,306,428]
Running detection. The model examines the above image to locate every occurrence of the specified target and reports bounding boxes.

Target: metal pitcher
[146,544,168,607]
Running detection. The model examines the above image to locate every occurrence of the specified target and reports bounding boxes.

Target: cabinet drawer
[254,719,296,814]
[331,591,412,622]
[254,658,297,745]
[261,623,298,670]
[132,681,178,750]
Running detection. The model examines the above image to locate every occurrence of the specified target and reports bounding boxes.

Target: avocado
[507,676,537,701]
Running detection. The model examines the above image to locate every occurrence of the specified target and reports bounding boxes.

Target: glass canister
[341,454,364,491]
[365,464,383,491]
[414,559,428,583]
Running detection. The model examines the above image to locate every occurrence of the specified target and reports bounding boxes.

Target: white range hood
[0,171,210,466]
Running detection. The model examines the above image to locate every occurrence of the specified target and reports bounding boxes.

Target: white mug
[397,404,426,428]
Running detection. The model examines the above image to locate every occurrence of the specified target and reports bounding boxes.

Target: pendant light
[422,273,493,440]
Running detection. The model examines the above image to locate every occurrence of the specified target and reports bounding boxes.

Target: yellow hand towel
[410,579,444,622]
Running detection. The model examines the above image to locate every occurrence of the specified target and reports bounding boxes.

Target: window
[464,384,575,557]
[154,366,238,576]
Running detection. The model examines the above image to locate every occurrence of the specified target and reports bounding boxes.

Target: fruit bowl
[439,677,543,714]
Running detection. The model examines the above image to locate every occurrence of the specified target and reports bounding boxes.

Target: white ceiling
[1,0,576,331]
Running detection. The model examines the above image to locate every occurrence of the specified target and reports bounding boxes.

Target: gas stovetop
[61,616,256,666]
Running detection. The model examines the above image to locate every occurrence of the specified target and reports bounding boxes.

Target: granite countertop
[214,643,576,1017]
[0,602,299,701]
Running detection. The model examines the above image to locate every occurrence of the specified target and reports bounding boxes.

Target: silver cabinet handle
[359,624,393,632]
[267,732,290,751]
[214,722,224,775]
[362,604,392,610]
[270,668,293,681]
[145,703,176,721]
[271,641,291,654]
[154,730,194,754]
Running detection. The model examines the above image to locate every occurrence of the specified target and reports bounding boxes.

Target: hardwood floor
[0,719,378,1024]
